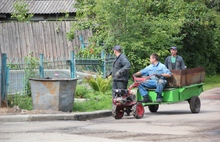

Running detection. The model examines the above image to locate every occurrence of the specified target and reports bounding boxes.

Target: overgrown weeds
[7,94,33,110]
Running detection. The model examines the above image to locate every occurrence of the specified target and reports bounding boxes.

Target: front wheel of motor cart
[132,102,144,119]
[189,96,201,113]
[112,105,124,119]
[148,104,159,113]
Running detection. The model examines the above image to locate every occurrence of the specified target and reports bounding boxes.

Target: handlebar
[128,75,153,91]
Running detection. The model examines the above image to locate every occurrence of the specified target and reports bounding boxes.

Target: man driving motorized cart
[111,52,204,119]
[133,53,172,103]
[112,53,172,119]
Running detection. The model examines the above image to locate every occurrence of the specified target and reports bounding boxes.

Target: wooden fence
[0,21,92,60]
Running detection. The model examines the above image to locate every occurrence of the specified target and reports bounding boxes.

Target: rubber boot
[156,93,162,103]
[141,95,149,103]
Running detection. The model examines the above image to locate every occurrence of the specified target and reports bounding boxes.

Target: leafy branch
[11,0,34,22]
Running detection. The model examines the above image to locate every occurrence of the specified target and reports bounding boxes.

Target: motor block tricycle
[112,67,204,119]
[112,76,152,119]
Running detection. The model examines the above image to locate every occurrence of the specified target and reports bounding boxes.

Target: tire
[189,96,201,113]
[148,104,159,113]
[112,105,124,119]
[132,102,144,119]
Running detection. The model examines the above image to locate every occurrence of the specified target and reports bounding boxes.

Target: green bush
[8,94,33,110]
[83,75,112,94]
[73,74,112,112]
[75,85,90,98]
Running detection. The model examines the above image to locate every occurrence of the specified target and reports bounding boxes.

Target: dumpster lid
[29,78,78,82]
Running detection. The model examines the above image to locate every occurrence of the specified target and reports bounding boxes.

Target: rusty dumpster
[29,78,77,112]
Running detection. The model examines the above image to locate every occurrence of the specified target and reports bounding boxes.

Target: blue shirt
[140,62,172,80]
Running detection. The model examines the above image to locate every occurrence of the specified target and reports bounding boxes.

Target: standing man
[107,45,131,97]
[133,53,172,103]
[164,46,186,70]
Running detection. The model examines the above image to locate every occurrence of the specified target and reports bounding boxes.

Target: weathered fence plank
[7,23,13,58]
[3,23,9,56]
[51,23,57,58]
[0,23,3,53]
[39,22,45,54]
[0,21,91,60]
[19,22,25,57]
[10,22,17,58]
[16,22,22,59]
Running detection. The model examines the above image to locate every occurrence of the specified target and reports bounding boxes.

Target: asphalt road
[0,88,220,142]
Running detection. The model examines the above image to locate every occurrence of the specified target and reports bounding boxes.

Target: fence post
[79,36,85,50]
[1,53,8,107]
[101,50,106,78]
[0,54,2,108]
[6,67,9,97]
[70,51,75,78]
[39,54,44,78]
[0,54,1,107]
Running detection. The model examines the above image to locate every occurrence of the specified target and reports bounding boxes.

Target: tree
[180,0,220,75]
[205,0,220,11]
[69,0,220,75]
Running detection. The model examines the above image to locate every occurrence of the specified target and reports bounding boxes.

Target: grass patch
[8,94,33,110]
[6,74,220,112]
[7,86,112,112]
[73,90,112,112]
[73,97,112,112]
[203,74,220,91]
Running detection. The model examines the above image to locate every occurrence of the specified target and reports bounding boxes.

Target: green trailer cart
[137,83,204,113]
[136,67,205,113]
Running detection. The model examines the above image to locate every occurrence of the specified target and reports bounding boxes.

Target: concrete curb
[0,110,112,122]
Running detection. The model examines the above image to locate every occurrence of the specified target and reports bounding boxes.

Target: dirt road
[0,88,220,142]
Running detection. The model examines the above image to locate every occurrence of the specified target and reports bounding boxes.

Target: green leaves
[84,75,112,94]
[24,52,39,96]
[70,0,220,75]
[11,0,34,22]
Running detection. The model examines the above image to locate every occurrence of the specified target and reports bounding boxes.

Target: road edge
[0,110,112,122]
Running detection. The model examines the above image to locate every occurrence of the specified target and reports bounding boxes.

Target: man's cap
[170,46,177,50]
[113,45,121,51]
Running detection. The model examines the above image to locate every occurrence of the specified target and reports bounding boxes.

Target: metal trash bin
[29,78,77,112]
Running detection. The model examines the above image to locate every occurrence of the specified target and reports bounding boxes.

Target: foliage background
[69,0,220,75]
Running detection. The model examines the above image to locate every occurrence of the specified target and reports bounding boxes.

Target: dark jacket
[110,53,131,81]
[164,55,186,70]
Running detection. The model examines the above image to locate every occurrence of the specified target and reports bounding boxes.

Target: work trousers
[138,79,166,97]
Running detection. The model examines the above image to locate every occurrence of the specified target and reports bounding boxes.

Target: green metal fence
[5,51,115,96]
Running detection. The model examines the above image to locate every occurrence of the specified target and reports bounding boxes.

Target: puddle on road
[206,129,220,135]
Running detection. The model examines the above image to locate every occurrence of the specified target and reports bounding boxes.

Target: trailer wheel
[148,104,159,113]
[189,96,201,113]
[132,102,144,119]
[112,105,124,119]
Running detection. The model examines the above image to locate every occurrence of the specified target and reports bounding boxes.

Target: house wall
[0,21,92,61]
